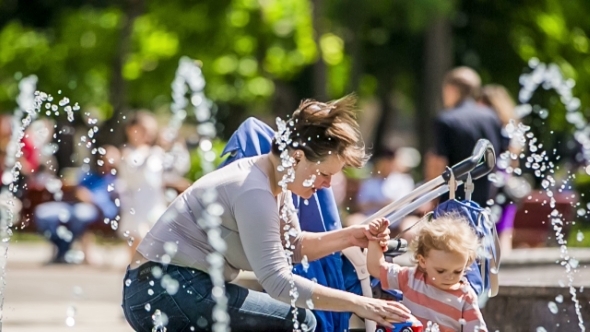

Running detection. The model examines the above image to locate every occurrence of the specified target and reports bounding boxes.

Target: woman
[479,84,522,254]
[121,95,411,331]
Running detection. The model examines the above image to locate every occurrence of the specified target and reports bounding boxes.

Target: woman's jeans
[122,262,317,332]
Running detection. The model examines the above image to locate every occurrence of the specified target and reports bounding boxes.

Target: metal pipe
[361,176,445,224]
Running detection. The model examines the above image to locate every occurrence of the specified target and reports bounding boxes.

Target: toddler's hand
[368,218,390,237]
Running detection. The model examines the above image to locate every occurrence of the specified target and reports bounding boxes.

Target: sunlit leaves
[536,13,567,42]
[320,33,344,66]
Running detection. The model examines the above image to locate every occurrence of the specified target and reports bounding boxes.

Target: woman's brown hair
[271,94,368,168]
[480,84,517,127]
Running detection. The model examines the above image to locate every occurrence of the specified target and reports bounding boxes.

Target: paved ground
[2,243,131,332]
[2,242,590,331]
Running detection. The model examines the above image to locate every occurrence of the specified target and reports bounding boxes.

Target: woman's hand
[354,297,412,326]
[348,218,390,248]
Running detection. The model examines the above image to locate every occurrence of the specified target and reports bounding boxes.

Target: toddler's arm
[463,288,488,332]
[366,218,394,279]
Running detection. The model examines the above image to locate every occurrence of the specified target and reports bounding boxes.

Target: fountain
[167,56,229,332]
[490,59,587,331]
[0,75,86,327]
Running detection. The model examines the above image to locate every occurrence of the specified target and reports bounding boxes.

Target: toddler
[367,215,487,332]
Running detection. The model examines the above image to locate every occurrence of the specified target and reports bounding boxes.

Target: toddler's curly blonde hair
[409,213,480,264]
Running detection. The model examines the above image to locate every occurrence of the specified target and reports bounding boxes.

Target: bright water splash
[0,76,83,326]
[424,321,440,332]
[0,76,39,326]
[275,116,309,331]
[169,57,228,332]
[511,59,586,331]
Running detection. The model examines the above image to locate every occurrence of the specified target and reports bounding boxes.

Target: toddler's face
[418,249,469,291]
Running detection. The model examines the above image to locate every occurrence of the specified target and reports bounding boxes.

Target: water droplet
[83,157,90,164]
[306,299,314,310]
[536,327,548,332]
[58,97,70,106]
[303,199,309,205]
[65,316,75,327]
[302,175,316,188]
[301,255,309,272]
[125,279,132,286]
[148,289,154,296]
[555,294,564,303]
[547,301,558,314]
[145,303,151,311]
[127,237,135,247]
[130,208,135,215]
[577,230,585,242]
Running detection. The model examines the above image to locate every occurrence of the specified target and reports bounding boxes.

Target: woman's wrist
[344,293,364,313]
[344,226,358,247]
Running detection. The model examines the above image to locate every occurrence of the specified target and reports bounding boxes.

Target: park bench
[15,181,117,239]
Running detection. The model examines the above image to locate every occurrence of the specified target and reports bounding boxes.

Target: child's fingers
[377,218,390,232]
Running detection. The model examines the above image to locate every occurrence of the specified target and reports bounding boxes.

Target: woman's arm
[309,281,411,326]
[299,224,389,262]
[233,191,411,325]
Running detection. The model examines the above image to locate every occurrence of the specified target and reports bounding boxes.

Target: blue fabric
[433,199,496,297]
[219,117,361,332]
[78,173,118,219]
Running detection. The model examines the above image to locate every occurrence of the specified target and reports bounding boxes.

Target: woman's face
[289,152,345,199]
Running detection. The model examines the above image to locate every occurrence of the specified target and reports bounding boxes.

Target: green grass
[10,231,45,243]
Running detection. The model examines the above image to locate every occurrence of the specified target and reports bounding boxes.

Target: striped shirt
[380,264,487,332]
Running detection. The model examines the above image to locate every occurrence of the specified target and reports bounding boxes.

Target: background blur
[1,0,589,153]
[2,1,590,331]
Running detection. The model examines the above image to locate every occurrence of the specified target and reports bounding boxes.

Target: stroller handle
[362,139,496,226]
[442,139,496,182]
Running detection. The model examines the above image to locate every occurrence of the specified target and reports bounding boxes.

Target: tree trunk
[417,17,452,156]
[372,82,395,154]
[345,2,364,94]
[98,0,144,148]
[311,0,327,101]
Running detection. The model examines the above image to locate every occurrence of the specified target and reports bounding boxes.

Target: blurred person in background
[76,145,121,265]
[356,148,413,216]
[480,84,525,254]
[117,111,168,260]
[34,145,120,264]
[425,67,505,208]
[346,147,418,240]
[157,129,192,199]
